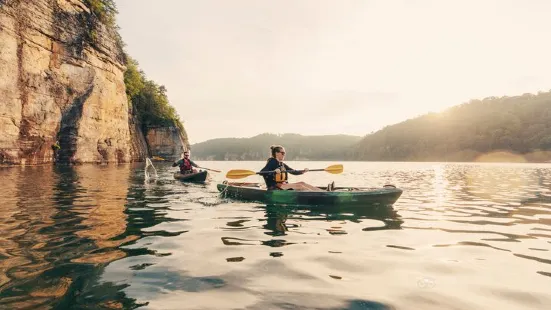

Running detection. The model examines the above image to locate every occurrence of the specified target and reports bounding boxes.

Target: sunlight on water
[0,161,550,309]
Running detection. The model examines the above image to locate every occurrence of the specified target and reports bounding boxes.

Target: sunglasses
[279,151,286,155]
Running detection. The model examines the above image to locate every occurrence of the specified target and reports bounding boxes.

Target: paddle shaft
[256,169,322,175]
[199,167,221,173]
[225,164,342,179]
[161,155,219,173]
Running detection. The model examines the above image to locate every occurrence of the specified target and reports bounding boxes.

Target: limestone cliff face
[146,126,189,160]
[0,0,189,165]
[128,107,149,162]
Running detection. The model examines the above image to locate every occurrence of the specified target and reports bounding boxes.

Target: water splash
[144,158,158,182]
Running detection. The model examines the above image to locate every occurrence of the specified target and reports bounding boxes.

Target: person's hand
[303,168,309,173]
[274,168,281,173]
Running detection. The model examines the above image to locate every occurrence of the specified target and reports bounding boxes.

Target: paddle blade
[324,164,344,174]
[226,169,257,179]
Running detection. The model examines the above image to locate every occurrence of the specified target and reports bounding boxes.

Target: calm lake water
[0,161,550,309]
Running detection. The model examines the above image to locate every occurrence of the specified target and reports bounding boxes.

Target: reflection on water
[0,161,550,309]
[260,204,403,237]
[0,165,147,309]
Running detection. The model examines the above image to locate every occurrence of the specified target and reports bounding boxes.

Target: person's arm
[189,160,199,168]
[260,158,279,174]
[284,163,304,175]
[172,159,182,167]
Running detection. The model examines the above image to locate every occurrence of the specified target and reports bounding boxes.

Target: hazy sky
[115,0,551,144]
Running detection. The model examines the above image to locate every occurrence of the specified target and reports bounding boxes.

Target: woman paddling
[260,145,323,191]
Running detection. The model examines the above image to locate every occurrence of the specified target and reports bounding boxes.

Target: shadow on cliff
[55,86,93,164]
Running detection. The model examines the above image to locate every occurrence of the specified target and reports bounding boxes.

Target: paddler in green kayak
[260,145,323,191]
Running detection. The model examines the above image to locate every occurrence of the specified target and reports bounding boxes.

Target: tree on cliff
[85,0,117,26]
[124,57,184,132]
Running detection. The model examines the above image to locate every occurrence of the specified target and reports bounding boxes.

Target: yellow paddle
[225,164,344,179]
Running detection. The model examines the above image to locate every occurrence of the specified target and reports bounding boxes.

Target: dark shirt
[260,158,303,189]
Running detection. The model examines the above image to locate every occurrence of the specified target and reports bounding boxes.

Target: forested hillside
[191,91,551,162]
[350,91,551,162]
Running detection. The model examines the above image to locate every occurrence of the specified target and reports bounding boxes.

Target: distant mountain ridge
[189,133,362,160]
[191,90,551,163]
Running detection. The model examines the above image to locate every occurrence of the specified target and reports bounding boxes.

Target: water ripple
[1,162,551,309]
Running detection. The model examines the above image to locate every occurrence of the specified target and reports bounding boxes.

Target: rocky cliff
[0,0,189,165]
[146,126,188,160]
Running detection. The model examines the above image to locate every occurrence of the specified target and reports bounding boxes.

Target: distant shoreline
[192,159,551,164]
[2,158,549,168]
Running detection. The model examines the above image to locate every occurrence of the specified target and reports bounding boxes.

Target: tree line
[190,133,362,160]
[350,91,551,162]
[192,91,551,163]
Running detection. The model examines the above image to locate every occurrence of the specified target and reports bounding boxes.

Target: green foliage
[124,56,183,131]
[82,0,125,58]
[190,133,362,160]
[352,90,551,162]
[124,58,144,98]
[84,0,117,27]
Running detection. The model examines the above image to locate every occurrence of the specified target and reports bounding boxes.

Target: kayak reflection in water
[263,206,289,236]
[172,151,199,174]
[260,145,323,191]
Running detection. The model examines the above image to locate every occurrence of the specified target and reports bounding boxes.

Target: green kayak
[217,181,403,206]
